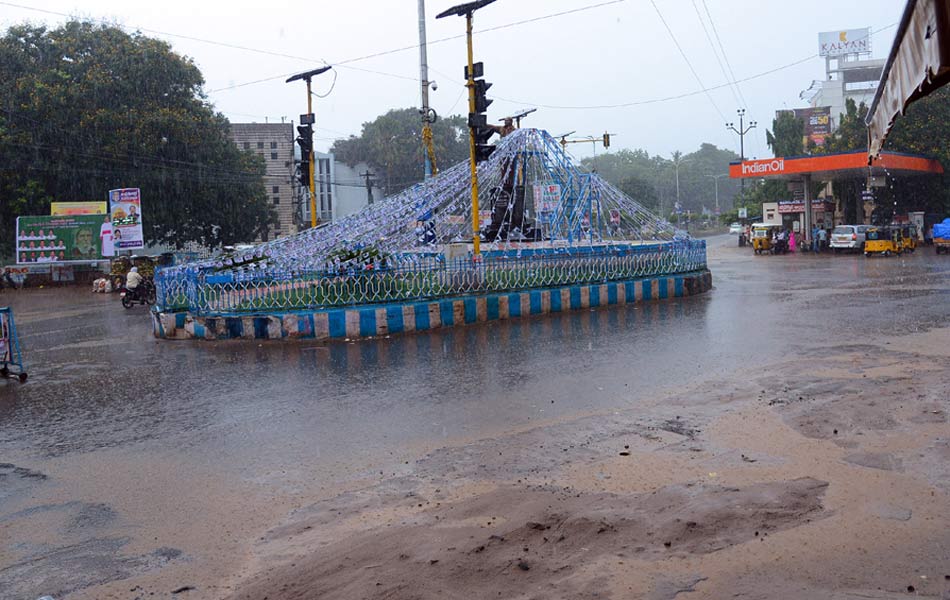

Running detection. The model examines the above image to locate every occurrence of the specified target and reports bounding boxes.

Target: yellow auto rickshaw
[864,226,904,257]
[751,223,781,254]
[899,224,918,252]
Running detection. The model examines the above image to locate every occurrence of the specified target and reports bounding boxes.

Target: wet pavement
[2,236,950,598]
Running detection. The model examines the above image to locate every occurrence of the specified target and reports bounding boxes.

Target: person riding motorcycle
[126,266,143,300]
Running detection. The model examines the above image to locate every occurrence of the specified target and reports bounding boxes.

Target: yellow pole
[307,79,317,228]
[465,12,480,256]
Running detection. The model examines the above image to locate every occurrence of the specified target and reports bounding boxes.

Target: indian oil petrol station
[729,150,945,242]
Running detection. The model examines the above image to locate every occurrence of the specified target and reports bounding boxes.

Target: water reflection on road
[2,237,950,484]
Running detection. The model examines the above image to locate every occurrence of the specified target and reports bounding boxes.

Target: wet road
[2,236,950,598]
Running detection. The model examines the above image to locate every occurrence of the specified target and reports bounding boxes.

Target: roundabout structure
[152,129,711,341]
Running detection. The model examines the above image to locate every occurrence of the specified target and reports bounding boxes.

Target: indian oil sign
[740,158,785,176]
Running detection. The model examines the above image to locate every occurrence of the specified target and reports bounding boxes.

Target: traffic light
[296,124,313,188]
[603,132,611,149]
[469,113,496,162]
[467,62,495,163]
[473,79,492,113]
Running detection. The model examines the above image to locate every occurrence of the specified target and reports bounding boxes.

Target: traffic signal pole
[287,66,331,229]
[306,78,317,228]
[436,0,499,256]
[465,12,481,256]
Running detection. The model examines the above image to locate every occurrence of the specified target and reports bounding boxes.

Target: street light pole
[671,152,692,218]
[726,108,756,192]
[705,173,728,214]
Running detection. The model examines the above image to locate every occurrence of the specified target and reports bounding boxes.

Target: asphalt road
[2,236,949,598]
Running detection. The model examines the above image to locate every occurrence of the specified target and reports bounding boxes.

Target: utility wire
[0,0,627,94]
[647,0,725,122]
[690,0,741,108]
[487,22,899,111]
[701,0,748,110]
[206,0,629,92]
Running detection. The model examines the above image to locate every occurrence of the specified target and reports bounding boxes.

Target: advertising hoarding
[50,202,108,216]
[777,107,832,147]
[108,188,144,250]
[15,215,107,264]
[819,28,871,57]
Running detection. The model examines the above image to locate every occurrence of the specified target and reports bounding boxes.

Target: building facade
[230,122,375,236]
[230,123,295,239]
[297,151,373,226]
[803,28,885,128]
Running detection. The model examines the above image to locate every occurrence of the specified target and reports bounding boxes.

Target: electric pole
[418,0,438,178]
[726,108,756,192]
[360,170,376,205]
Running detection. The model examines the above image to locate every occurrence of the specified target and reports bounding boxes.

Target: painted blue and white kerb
[152,271,712,341]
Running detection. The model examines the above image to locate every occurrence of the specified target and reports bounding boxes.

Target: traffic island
[152,269,711,341]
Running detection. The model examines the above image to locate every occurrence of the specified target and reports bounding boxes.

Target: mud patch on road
[231,478,828,600]
[0,537,184,600]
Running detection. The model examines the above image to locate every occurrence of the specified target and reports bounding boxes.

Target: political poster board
[50,202,108,216]
[108,188,144,250]
[15,215,106,264]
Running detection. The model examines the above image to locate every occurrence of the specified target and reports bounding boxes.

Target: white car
[729,222,742,234]
[830,225,870,252]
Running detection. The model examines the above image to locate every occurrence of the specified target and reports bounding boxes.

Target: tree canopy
[331,108,469,195]
[0,21,275,255]
[580,143,740,218]
[766,111,805,158]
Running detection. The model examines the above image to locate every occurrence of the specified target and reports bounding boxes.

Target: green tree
[0,21,275,256]
[617,175,659,211]
[766,111,805,157]
[823,99,868,153]
[331,108,469,195]
[883,87,950,215]
[581,143,740,216]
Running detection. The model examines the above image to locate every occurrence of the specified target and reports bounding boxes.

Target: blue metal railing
[155,240,706,315]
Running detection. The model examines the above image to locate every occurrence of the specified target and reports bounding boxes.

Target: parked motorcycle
[120,279,156,308]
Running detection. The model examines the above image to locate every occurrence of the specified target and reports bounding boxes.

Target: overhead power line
[0,0,627,94]
[647,0,726,122]
[487,22,898,111]
[690,0,741,108]
[701,0,749,110]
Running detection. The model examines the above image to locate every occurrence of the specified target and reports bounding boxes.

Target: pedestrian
[818,227,828,252]
[789,229,797,253]
[812,225,820,253]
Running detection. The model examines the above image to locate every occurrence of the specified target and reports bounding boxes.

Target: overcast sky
[2,0,903,162]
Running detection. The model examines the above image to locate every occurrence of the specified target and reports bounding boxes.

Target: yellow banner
[50,202,107,216]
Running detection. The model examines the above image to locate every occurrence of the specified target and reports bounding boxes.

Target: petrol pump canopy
[866,0,950,159]
[729,150,943,181]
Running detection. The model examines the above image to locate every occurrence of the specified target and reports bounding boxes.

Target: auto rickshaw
[899,224,918,252]
[864,226,904,257]
[751,223,780,254]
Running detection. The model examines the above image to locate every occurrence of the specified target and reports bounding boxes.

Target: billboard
[15,215,108,264]
[50,202,108,216]
[819,28,871,57]
[777,107,832,147]
[108,188,144,250]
